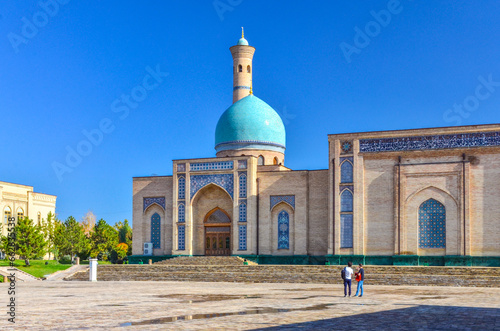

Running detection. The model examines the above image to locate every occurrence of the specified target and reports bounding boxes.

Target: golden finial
[241,27,244,38]
[250,85,253,95]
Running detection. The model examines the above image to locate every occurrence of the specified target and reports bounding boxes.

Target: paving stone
[1,281,499,330]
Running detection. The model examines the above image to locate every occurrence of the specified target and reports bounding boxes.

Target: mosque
[131,32,500,266]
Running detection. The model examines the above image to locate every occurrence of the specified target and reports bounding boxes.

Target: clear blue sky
[1,1,499,225]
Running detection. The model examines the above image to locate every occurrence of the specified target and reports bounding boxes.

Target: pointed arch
[258,155,264,165]
[17,207,24,220]
[204,207,231,224]
[238,64,242,72]
[406,185,457,206]
[247,65,251,73]
[340,160,353,183]
[340,189,353,212]
[238,173,247,198]
[3,206,11,224]
[178,175,186,200]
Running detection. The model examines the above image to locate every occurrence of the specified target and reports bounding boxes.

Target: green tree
[43,212,58,259]
[90,219,118,259]
[54,216,88,261]
[115,219,132,255]
[16,217,47,266]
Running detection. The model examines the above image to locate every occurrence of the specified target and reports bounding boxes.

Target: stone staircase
[155,256,257,266]
[0,267,41,282]
[65,257,500,287]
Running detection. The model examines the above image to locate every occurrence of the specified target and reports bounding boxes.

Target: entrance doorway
[204,208,231,256]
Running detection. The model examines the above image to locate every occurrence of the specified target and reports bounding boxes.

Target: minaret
[230,28,256,103]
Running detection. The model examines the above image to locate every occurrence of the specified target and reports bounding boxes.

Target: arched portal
[191,183,233,255]
[204,208,231,256]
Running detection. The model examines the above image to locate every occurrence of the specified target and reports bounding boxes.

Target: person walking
[354,263,364,297]
[343,261,354,297]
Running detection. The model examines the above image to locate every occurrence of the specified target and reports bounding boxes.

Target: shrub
[58,255,72,264]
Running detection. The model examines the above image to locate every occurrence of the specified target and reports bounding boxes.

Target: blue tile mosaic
[177,163,186,172]
[341,141,353,154]
[151,213,161,249]
[360,131,500,153]
[270,195,295,210]
[419,199,446,249]
[190,161,233,171]
[239,172,247,198]
[143,197,165,211]
[190,174,234,200]
[238,225,247,250]
[340,160,353,183]
[340,214,353,248]
[238,160,247,169]
[239,200,247,222]
[178,203,185,223]
[277,210,290,249]
[178,175,186,200]
[178,225,185,250]
[340,190,353,212]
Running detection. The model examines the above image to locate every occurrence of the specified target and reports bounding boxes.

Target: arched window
[151,213,161,249]
[178,176,185,200]
[277,210,289,249]
[247,65,251,73]
[238,64,242,72]
[17,208,24,221]
[178,225,185,250]
[340,190,353,212]
[178,203,185,223]
[340,189,353,248]
[419,199,446,249]
[239,202,247,222]
[4,207,11,224]
[273,157,279,165]
[239,173,247,198]
[37,212,41,225]
[258,155,264,165]
[341,161,353,183]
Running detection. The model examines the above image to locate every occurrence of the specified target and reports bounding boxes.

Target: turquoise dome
[237,37,249,45]
[215,95,286,153]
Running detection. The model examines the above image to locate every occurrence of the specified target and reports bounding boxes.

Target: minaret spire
[230,30,255,103]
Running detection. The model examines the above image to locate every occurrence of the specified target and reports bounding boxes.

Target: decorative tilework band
[190,161,233,171]
[143,197,165,211]
[270,195,295,210]
[233,86,251,91]
[360,131,500,153]
[190,174,234,200]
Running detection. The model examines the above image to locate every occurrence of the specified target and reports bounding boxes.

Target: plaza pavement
[1,280,499,330]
